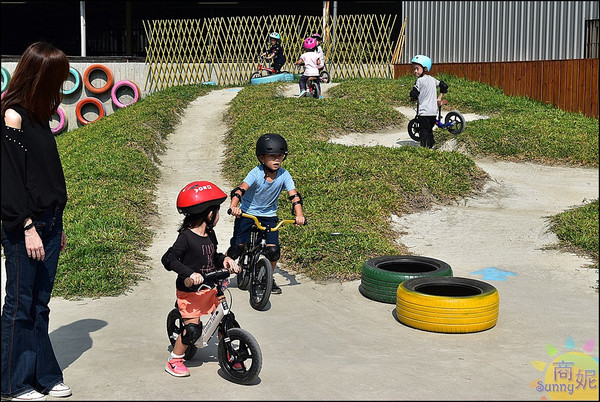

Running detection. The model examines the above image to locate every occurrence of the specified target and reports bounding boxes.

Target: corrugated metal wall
[401,1,599,63]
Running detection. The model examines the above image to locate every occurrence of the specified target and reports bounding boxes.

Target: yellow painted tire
[396,277,499,333]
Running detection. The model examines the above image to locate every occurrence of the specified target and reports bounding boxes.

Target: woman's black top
[1,104,67,232]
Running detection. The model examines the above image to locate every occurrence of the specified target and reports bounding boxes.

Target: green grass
[47,76,598,297]
[54,85,212,297]
[547,199,599,269]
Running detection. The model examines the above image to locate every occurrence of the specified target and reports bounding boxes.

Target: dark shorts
[230,215,279,247]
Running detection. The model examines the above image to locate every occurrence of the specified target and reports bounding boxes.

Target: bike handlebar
[184,268,230,288]
[227,208,307,230]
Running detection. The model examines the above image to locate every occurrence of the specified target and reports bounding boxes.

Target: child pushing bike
[161,181,240,377]
[409,54,449,148]
[227,133,305,295]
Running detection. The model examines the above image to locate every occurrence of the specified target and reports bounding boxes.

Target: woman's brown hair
[1,42,69,124]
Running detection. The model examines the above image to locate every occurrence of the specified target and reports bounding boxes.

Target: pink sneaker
[165,357,190,377]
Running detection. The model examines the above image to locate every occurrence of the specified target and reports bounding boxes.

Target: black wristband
[23,222,35,231]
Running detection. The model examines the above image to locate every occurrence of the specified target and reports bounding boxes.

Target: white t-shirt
[300,51,322,77]
[414,75,441,116]
[316,45,324,65]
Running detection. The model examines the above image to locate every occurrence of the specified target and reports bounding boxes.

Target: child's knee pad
[227,244,244,259]
[181,322,202,345]
[265,245,281,261]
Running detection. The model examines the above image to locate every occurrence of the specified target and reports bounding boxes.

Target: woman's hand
[25,227,45,261]
[60,231,66,252]
[224,257,240,274]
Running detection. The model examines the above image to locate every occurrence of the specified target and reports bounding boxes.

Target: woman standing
[1,42,72,401]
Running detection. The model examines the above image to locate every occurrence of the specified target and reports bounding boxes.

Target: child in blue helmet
[260,32,286,73]
[409,54,448,148]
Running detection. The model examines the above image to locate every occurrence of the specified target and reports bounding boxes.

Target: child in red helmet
[161,181,240,377]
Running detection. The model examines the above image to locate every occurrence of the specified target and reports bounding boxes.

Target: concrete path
[2,85,598,400]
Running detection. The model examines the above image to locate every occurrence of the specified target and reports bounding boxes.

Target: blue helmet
[411,54,432,72]
[269,32,281,40]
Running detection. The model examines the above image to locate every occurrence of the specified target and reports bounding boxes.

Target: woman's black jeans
[1,205,65,397]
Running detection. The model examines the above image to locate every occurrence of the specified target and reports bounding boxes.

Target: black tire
[312,82,321,99]
[250,72,261,80]
[237,258,251,290]
[360,255,453,304]
[279,70,290,74]
[249,255,273,310]
[407,118,421,141]
[445,111,465,134]
[396,276,499,333]
[218,328,262,384]
[319,70,330,83]
[166,308,198,360]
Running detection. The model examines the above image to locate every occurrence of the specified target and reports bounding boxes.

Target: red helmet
[176,181,227,215]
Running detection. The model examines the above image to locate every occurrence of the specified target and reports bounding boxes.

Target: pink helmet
[303,37,317,50]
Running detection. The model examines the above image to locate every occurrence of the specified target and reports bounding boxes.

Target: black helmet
[255,133,288,162]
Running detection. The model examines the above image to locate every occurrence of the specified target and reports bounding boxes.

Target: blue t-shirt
[240,165,295,217]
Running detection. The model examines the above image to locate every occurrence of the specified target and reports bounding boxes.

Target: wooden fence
[143,14,402,90]
[394,59,599,118]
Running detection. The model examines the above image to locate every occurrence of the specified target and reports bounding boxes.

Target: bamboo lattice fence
[143,14,403,90]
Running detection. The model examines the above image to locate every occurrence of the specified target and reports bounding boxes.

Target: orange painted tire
[83,64,114,94]
[76,97,105,125]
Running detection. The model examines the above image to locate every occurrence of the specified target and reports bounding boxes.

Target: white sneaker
[297,90,306,98]
[48,383,71,398]
[7,390,46,401]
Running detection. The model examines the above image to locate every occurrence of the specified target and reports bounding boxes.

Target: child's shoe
[297,90,306,98]
[4,390,46,401]
[271,279,282,294]
[165,357,190,377]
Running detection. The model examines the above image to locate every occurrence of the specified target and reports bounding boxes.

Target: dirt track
[2,85,598,400]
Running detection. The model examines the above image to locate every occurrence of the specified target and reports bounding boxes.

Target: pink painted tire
[51,106,68,135]
[76,97,105,125]
[111,80,140,108]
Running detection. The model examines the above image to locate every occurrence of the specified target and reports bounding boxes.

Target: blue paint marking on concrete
[226,88,242,92]
[471,267,517,281]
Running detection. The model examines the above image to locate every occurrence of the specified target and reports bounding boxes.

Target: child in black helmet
[227,133,305,294]
[161,181,240,377]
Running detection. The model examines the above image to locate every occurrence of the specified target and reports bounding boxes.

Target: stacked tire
[396,277,499,333]
[359,255,453,304]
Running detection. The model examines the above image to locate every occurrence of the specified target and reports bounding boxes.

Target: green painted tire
[359,255,453,304]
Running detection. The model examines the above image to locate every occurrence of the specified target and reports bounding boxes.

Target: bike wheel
[250,72,261,80]
[237,260,250,290]
[319,70,330,83]
[445,111,465,135]
[249,255,273,310]
[313,82,321,99]
[166,308,198,360]
[408,118,421,141]
[218,328,262,384]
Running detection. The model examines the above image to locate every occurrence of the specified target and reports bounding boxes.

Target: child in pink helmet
[294,37,323,97]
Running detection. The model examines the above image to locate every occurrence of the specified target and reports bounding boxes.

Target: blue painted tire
[1,66,11,92]
[62,67,81,95]
[250,72,293,85]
